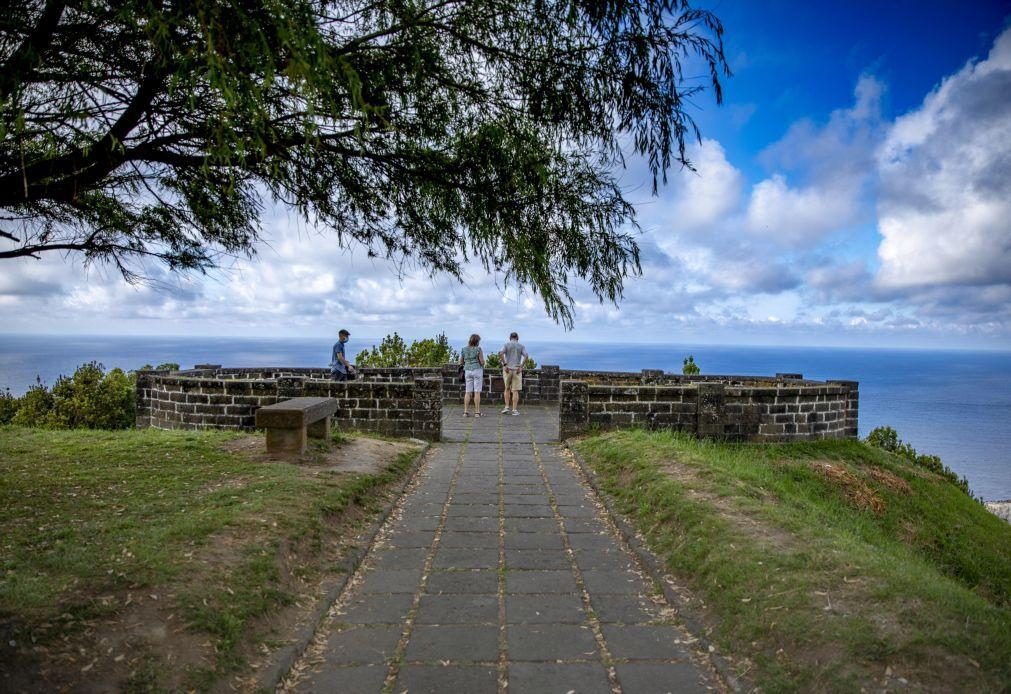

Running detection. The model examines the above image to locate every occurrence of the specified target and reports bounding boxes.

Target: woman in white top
[459,334,485,417]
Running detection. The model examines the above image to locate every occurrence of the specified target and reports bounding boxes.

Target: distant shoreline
[985,501,1011,523]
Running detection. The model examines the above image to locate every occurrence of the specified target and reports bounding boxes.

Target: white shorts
[465,368,484,393]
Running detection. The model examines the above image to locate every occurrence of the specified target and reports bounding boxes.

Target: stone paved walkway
[287,405,720,693]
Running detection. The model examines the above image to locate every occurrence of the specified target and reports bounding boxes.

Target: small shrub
[12,381,55,427]
[865,426,975,499]
[156,362,180,371]
[406,333,458,367]
[49,362,136,429]
[682,355,700,375]
[0,388,18,424]
[355,332,409,367]
[355,332,461,368]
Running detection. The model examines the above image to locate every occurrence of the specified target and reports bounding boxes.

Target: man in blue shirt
[330,329,356,381]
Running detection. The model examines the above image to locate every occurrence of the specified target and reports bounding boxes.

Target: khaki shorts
[502,368,523,391]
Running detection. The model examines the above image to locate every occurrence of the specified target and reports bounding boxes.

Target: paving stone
[502,494,551,505]
[426,569,499,594]
[563,517,609,534]
[322,625,403,663]
[415,594,499,624]
[573,549,634,572]
[446,504,499,517]
[505,594,586,624]
[338,593,414,624]
[503,504,554,517]
[565,532,617,550]
[295,663,388,692]
[505,570,579,594]
[433,547,499,569]
[453,493,500,504]
[439,531,501,548]
[400,515,442,531]
[386,530,436,548]
[580,570,644,595]
[601,625,693,660]
[615,662,709,693]
[395,665,498,693]
[444,516,498,532]
[556,504,599,518]
[507,662,613,694]
[589,595,660,624]
[358,568,423,594]
[505,517,558,533]
[399,501,445,516]
[503,532,564,550]
[507,624,599,661]
[370,547,429,570]
[505,549,571,570]
[405,625,499,662]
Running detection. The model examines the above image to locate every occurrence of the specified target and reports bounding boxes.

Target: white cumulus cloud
[876,27,1011,289]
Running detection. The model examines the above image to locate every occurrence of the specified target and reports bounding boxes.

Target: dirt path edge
[254,441,430,693]
[565,443,752,693]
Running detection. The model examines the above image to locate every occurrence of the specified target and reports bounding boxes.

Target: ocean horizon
[1,333,1009,501]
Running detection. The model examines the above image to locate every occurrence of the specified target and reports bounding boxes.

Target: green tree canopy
[0,0,728,325]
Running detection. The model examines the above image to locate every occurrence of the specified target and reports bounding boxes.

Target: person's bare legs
[511,389,521,414]
[474,391,481,416]
[502,377,512,413]
[463,391,472,415]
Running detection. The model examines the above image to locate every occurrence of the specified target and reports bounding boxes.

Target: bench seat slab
[255,397,339,429]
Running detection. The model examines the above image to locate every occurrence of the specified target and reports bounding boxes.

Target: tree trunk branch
[0,0,68,101]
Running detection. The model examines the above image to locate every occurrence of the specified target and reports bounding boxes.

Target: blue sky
[2,1,1010,349]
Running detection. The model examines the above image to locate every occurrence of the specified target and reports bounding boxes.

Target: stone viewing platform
[135,365,858,443]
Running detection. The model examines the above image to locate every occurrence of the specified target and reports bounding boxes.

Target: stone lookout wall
[136,364,857,444]
[558,369,858,442]
[135,366,442,441]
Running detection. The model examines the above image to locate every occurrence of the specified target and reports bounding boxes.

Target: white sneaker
[511,410,520,416]
[501,407,510,414]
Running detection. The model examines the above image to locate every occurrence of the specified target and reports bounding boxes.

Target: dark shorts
[331,370,349,382]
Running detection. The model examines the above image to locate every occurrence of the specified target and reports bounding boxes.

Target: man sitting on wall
[330,329,356,381]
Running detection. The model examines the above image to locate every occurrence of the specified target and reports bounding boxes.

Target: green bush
[50,363,135,429]
[12,381,55,427]
[355,332,460,368]
[407,334,458,367]
[355,332,409,367]
[0,388,19,424]
[9,363,136,430]
[865,426,975,499]
[682,355,700,375]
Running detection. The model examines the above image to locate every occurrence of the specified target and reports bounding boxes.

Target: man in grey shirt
[499,332,530,415]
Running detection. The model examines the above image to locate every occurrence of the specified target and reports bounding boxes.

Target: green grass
[0,426,420,690]
[575,430,1011,692]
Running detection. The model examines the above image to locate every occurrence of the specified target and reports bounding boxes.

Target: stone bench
[255,397,339,454]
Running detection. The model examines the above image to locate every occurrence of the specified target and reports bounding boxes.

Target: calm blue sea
[1,334,1009,501]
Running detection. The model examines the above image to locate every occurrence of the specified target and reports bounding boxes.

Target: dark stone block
[395,665,497,693]
[615,662,709,693]
[405,625,499,662]
[323,625,402,664]
[507,663,612,694]
[507,624,599,661]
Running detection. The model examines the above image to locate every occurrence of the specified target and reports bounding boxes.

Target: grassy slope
[575,430,1011,692]
[0,426,418,690]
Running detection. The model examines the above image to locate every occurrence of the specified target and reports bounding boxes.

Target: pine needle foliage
[0,0,729,326]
